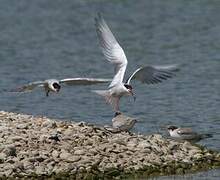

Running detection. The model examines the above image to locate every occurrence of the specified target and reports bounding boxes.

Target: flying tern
[12,78,111,96]
[93,13,179,112]
[167,125,212,142]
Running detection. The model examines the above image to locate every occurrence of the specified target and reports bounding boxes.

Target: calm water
[0,0,219,179]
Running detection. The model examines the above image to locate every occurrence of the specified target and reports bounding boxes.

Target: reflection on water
[0,0,219,179]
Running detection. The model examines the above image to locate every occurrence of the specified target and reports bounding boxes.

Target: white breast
[169,130,181,138]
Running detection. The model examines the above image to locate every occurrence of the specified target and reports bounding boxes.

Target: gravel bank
[0,111,219,179]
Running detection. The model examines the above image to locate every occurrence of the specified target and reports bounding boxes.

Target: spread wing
[95,13,128,88]
[11,81,45,92]
[126,64,179,85]
[59,78,111,85]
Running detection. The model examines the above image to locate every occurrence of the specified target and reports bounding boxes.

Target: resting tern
[104,112,137,133]
[167,126,212,142]
[93,13,179,112]
[112,112,137,132]
[12,78,111,96]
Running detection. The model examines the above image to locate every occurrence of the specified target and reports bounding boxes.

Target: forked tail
[201,133,213,139]
[93,90,120,112]
[93,90,110,102]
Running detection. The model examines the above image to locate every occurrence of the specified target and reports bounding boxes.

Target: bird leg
[133,96,136,102]
[113,97,120,113]
[114,111,121,117]
[46,90,50,97]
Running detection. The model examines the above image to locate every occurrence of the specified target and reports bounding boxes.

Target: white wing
[11,81,45,92]
[126,64,179,85]
[95,13,128,88]
[59,78,111,85]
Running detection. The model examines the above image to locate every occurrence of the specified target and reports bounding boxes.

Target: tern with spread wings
[12,78,111,96]
[93,13,179,112]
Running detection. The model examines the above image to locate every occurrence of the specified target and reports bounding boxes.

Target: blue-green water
[0,0,219,179]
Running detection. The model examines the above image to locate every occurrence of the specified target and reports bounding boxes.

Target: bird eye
[168,126,177,130]
[124,84,132,90]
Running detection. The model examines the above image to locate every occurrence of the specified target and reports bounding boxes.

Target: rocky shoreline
[0,111,219,179]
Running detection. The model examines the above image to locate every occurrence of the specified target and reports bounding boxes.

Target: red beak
[129,90,136,102]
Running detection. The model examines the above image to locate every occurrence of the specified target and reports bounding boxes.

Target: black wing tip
[95,12,107,26]
[203,133,213,139]
[9,87,24,93]
[95,12,102,22]
[97,12,102,18]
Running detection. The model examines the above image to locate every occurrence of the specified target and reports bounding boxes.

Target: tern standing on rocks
[93,13,179,113]
[167,125,212,142]
[104,112,137,133]
[112,112,137,132]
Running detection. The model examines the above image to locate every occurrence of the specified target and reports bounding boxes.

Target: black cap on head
[114,111,121,117]
[124,84,132,90]
[53,83,61,91]
[167,125,178,130]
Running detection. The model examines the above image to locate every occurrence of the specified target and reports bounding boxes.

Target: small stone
[35,165,46,175]
[16,124,28,129]
[3,169,13,177]
[23,160,34,170]
[42,120,57,128]
[0,153,7,163]
[137,141,151,149]
[18,151,29,160]
[39,135,48,142]
[68,156,81,163]
[193,153,203,159]
[182,141,193,151]
[27,156,45,163]
[3,145,16,157]
[52,150,59,159]
[0,126,9,133]
[63,129,74,136]
[140,148,151,153]
[127,141,137,148]
[9,136,25,142]
[6,156,19,164]
[31,150,39,157]
[74,149,85,155]
[14,161,24,170]
[60,151,72,160]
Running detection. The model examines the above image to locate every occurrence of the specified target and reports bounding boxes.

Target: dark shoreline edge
[8,159,220,180]
[0,111,219,179]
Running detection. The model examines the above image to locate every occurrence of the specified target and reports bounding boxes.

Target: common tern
[12,78,111,96]
[167,125,212,142]
[112,112,137,132]
[93,13,179,112]
[104,112,137,133]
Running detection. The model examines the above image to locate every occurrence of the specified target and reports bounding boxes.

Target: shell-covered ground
[0,111,219,179]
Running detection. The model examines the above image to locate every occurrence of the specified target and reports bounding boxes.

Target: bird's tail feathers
[93,90,119,112]
[201,133,213,139]
[93,90,112,104]
[93,90,110,98]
